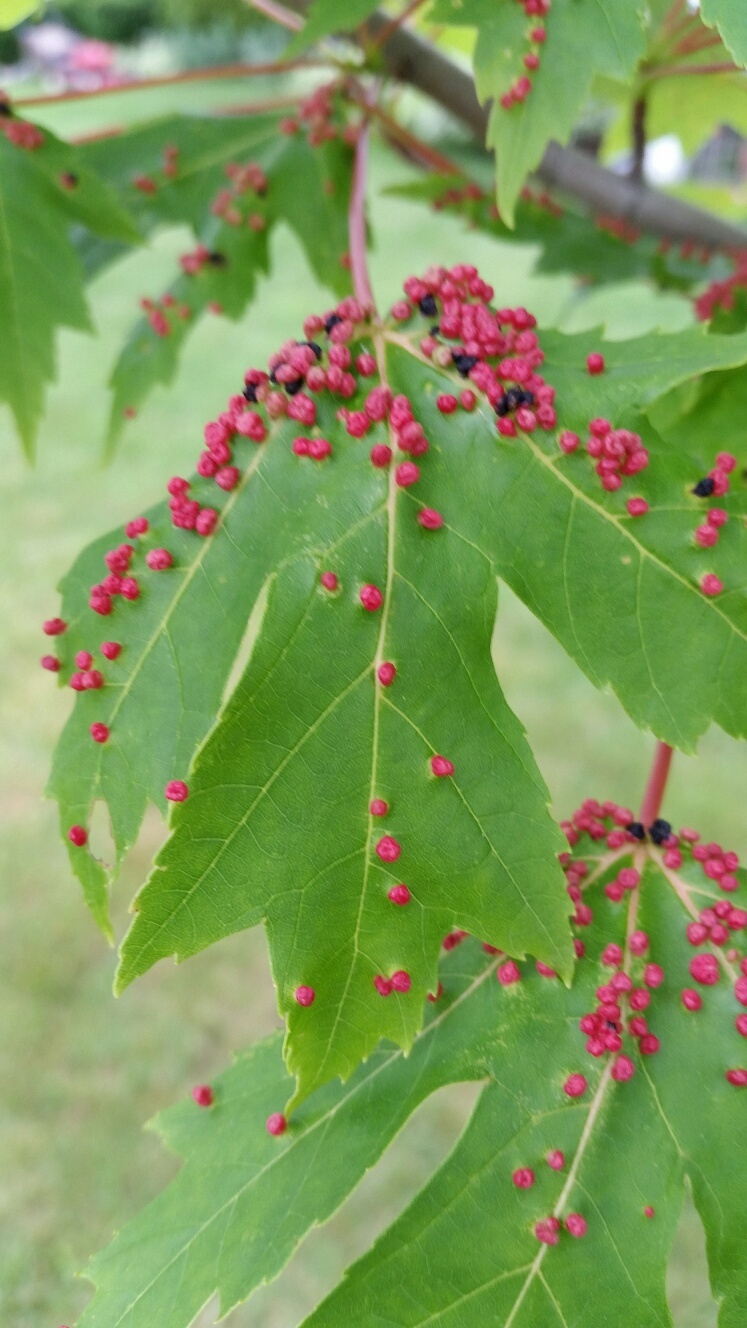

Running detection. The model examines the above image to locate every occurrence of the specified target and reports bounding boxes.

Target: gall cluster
[499,1,549,110]
[561,800,746,1089]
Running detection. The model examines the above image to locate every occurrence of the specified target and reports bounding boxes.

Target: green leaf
[79,821,747,1327]
[288,0,380,53]
[77,113,352,291]
[387,174,676,288]
[78,113,354,445]
[0,120,140,457]
[106,225,270,446]
[49,284,747,1096]
[306,836,747,1328]
[0,0,38,27]
[429,0,647,225]
[701,0,747,68]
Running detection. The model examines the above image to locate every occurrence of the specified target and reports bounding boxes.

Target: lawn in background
[1,84,743,1327]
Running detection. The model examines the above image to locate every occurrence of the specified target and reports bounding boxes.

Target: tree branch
[279,0,747,251]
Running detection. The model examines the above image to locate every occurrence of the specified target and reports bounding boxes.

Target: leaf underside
[49,277,747,1102]
[79,828,747,1328]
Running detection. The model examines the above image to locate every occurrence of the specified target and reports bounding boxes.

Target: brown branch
[630,96,647,185]
[15,59,319,107]
[367,102,466,176]
[275,0,747,250]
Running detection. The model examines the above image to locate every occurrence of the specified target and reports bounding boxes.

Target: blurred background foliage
[1,4,747,1326]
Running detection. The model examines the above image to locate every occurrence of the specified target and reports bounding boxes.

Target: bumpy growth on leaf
[75,90,357,445]
[78,803,747,1327]
[47,263,747,1102]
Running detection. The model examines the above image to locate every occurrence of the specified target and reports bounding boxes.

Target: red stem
[69,95,301,144]
[349,119,375,312]
[673,30,727,57]
[247,0,304,31]
[639,742,674,826]
[370,0,430,51]
[650,60,736,78]
[15,59,317,107]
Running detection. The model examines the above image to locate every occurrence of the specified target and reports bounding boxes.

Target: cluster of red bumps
[211,159,268,230]
[499,0,549,109]
[561,800,747,1089]
[279,81,360,151]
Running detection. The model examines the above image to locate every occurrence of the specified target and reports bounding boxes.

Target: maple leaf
[47,266,747,1100]
[428,0,647,225]
[77,108,356,445]
[0,115,140,456]
[700,0,747,68]
[76,806,747,1328]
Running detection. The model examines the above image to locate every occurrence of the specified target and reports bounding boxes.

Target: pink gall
[497,960,521,986]
[417,507,444,530]
[436,394,458,414]
[586,352,605,375]
[192,1084,214,1107]
[430,755,455,777]
[369,799,388,816]
[565,1214,587,1238]
[295,985,316,1006]
[41,655,60,672]
[376,836,401,863]
[700,573,724,596]
[390,970,411,993]
[320,572,338,592]
[563,1073,588,1098]
[690,953,719,986]
[360,584,383,612]
[165,780,189,803]
[90,723,109,744]
[68,825,87,847]
[535,1219,560,1246]
[388,884,411,905]
[370,444,392,468]
[43,618,67,636]
[512,1167,535,1189]
[266,1112,288,1135]
[395,461,420,489]
[146,549,174,571]
[377,662,396,686]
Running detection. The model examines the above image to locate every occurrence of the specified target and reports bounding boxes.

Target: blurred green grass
[0,88,742,1326]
